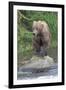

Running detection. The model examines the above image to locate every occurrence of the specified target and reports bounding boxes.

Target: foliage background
[17,10,58,66]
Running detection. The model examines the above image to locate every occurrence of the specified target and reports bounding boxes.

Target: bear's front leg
[40,47,48,57]
[33,41,41,56]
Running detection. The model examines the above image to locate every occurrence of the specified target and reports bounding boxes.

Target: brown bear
[32,20,51,56]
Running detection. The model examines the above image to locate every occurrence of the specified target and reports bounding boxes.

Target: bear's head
[32,21,44,37]
[32,20,50,39]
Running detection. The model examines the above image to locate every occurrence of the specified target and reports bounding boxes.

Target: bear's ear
[33,21,37,25]
[32,21,37,29]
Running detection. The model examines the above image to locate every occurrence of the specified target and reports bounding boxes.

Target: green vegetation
[17,10,58,64]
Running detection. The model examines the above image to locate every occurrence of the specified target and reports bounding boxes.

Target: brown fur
[32,21,51,56]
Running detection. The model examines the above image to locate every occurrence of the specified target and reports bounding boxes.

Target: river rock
[21,56,54,69]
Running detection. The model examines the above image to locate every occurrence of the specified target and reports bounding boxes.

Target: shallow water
[17,64,58,80]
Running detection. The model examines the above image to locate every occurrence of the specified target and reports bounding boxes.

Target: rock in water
[18,56,57,80]
[21,56,54,69]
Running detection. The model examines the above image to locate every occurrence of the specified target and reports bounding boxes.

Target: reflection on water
[17,47,58,80]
